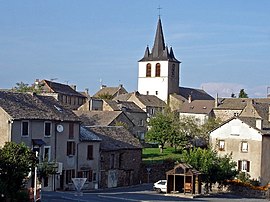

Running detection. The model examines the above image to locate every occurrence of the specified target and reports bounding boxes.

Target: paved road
[42,184,269,202]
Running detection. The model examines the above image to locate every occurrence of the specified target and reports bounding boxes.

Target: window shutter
[238,160,242,171]
[69,123,74,139]
[87,145,93,160]
[247,161,250,172]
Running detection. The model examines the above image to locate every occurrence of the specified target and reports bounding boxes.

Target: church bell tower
[138,17,181,103]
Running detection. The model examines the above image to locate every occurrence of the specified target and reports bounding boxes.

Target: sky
[0,0,270,98]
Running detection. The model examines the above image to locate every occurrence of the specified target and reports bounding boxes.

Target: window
[77,170,92,182]
[67,141,75,156]
[66,169,75,184]
[146,63,151,77]
[155,63,160,77]
[69,123,74,139]
[43,146,51,161]
[148,108,155,115]
[238,160,250,172]
[241,142,248,152]
[138,120,144,126]
[110,154,115,169]
[87,145,93,160]
[21,121,29,136]
[218,140,225,151]
[44,122,52,137]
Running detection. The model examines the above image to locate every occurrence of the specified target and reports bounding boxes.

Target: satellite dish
[57,124,64,133]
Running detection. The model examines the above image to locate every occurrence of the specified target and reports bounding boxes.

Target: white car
[153,180,167,193]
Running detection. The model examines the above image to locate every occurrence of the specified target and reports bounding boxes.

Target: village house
[83,126,142,188]
[114,91,166,118]
[93,84,128,99]
[35,79,87,110]
[0,91,82,191]
[209,101,270,185]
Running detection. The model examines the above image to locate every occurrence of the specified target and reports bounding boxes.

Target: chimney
[70,85,76,91]
[215,93,219,107]
[101,85,107,89]
[256,118,263,130]
[85,88,89,95]
[188,95,192,103]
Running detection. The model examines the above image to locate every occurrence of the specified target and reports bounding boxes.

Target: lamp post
[34,151,38,202]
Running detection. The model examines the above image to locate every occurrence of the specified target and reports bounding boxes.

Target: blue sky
[0,0,270,98]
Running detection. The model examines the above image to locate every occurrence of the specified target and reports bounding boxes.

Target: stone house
[209,115,270,185]
[78,126,101,190]
[83,126,142,188]
[114,91,166,118]
[36,79,87,110]
[0,91,81,191]
[74,111,135,133]
[213,98,270,122]
[177,99,215,125]
[102,100,147,140]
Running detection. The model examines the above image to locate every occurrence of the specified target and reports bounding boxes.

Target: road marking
[98,194,142,201]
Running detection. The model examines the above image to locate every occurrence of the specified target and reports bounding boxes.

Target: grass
[142,147,182,164]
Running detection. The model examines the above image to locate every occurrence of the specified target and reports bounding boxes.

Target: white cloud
[201,82,269,98]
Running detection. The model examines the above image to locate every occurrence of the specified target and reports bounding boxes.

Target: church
[137,17,214,104]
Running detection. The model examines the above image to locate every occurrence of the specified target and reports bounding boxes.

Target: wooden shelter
[166,163,202,194]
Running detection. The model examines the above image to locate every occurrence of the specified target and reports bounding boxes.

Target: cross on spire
[157,5,162,18]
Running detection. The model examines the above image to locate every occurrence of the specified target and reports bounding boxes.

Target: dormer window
[146,63,151,77]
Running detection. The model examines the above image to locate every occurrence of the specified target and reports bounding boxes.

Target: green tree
[200,117,222,142]
[181,147,237,193]
[238,89,248,98]
[0,142,37,200]
[146,111,175,153]
[13,81,43,93]
[97,93,113,100]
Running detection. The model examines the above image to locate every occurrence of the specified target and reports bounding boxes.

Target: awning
[32,139,46,146]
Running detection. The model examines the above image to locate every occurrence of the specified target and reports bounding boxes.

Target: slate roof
[104,100,145,113]
[84,126,142,151]
[216,98,270,110]
[41,80,85,97]
[179,100,215,114]
[0,91,80,121]
[93,85,127,98]
[80,126,102,142]
[74,110,124,126]
[179,87,214,101]
[139,18,180,63]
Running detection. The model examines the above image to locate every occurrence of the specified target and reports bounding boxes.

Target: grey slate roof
[74,111,123,126]
[216,98,270,110]
[179,87,214,101]
[139,18,180,63]
[42,80,85,97]
[179,100,215,114]
[84,126,142,151]
[0,91,80,121]
[104,100,145,113]
[80,126,102,142]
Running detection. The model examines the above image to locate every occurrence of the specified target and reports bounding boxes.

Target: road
[42,184,268,202]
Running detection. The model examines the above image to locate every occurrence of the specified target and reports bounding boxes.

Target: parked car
[153,180,167,193]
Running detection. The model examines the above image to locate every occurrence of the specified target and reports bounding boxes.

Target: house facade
[0,91,82,191]
[209,117,270,185]
[83,126,142,188]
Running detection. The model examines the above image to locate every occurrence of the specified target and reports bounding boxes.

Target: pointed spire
[163,46,169,58]
[169,47,175,59]
[152,18,165,58]
[143,46,150,58]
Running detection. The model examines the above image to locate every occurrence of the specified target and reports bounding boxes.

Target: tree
[97,93,113,100]
[181,147,237,193]
[200,117,222,142]
[238,89,248,98]
[146,111,175,153]
[13,81,43,93]
[0,142,37,200]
